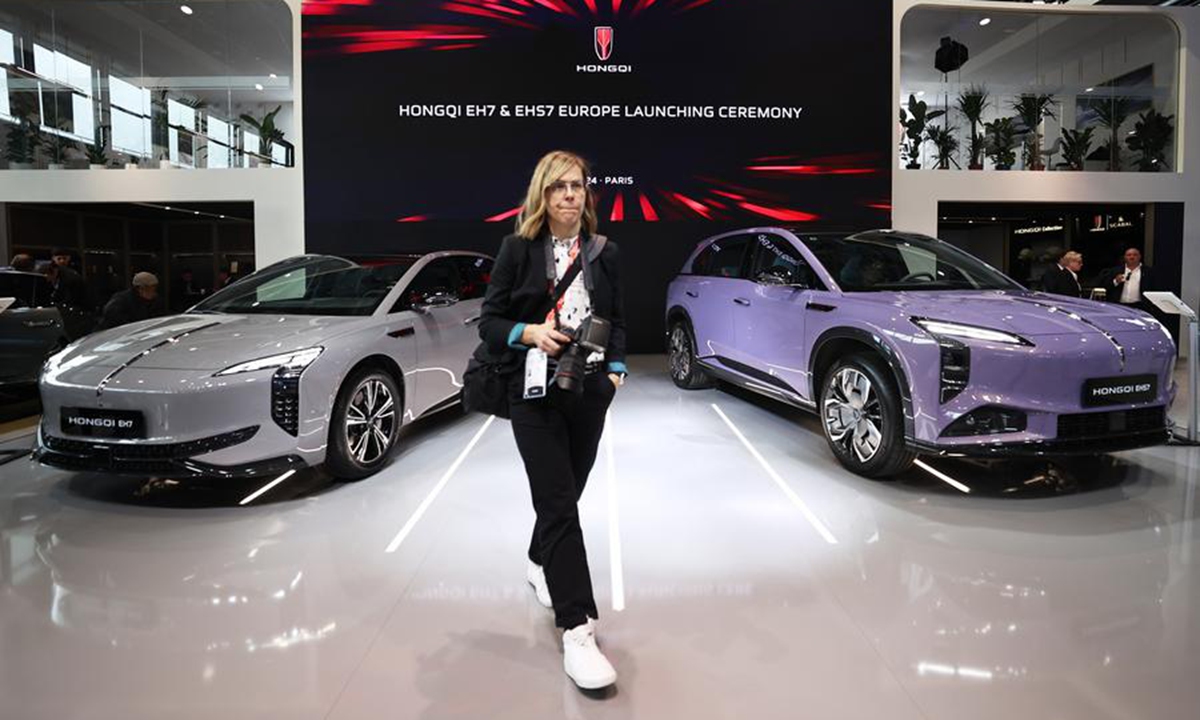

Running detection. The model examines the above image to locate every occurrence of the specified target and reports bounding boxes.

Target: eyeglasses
[548,180,586,195]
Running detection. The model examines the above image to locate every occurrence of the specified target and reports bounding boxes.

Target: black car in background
[0,270,71,389]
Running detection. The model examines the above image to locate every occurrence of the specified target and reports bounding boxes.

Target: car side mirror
[756,270,807,289]
[413,292,459,312]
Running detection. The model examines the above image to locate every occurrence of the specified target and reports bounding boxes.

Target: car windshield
[190,255,417,316]
[799,234,1023,292]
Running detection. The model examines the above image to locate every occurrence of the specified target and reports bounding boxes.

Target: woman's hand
[522,321,571,357]
[608,373,622,390]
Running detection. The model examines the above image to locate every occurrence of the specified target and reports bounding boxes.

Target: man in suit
[1098,247,1156,311]
[1042,250,1084,298]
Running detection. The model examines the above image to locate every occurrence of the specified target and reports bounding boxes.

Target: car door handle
[733,298,751,306]
[23,319,58,328]
[463,315,481,326]
[685,290,699,298]
[388,326,415,338]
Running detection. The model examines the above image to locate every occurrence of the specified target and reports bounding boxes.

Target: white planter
[159,159,174,169]
[89,164,107,170]
[48,163,65,170]
[8,161,33,170]
[124,162,140,170]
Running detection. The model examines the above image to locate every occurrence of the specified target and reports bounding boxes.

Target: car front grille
[44,426,259,462]
[1057,407,1166,440]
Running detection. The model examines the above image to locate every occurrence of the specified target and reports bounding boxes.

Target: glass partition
[900,8,1180,173]
[0,0,293,170]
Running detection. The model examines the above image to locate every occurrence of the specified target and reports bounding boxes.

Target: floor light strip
[711,404,838,545]
[914,458,972,494]
[385,415,495,554]
[604,410,626,612]
[239,469,296,506]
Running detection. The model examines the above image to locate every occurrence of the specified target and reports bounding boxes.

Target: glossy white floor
[1,355,1198,720]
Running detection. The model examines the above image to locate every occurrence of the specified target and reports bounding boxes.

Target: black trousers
[509,372,615,629]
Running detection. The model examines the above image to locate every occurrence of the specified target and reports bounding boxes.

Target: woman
[478,150,627,690]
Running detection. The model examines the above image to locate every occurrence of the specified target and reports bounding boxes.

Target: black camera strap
[541,233,607,326]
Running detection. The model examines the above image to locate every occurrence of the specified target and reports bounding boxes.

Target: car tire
[819,353,915,478]
[668,320,713,390]
[327,367,401,481]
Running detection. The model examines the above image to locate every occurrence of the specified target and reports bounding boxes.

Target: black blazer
[1041,265,1082,298]
[478,231,626,370]
[1096,264,1155,303]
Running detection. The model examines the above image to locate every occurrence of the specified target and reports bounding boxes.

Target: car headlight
[214,347,324,377]
[913,318,1034,346]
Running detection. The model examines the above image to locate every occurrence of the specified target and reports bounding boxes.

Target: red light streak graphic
[866,203,892,211]
[396,215,430,223]
[638,193,659,222]
[485,205,523,222]
[633,0,660,16]
[612,0,624,13]
[583,0,598,13]
[610,192,625,222]
[737,202,818,222]
[671,192,712,219]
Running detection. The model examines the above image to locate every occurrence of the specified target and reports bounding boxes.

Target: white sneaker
[526,560,552,608]
[563,619,617,690]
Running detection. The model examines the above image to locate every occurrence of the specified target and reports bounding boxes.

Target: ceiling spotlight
[255,83,264,91]
[1085,87,1094,93]
[917,90,926,97]
[979,18,991,27]
[269,73,278,79]
[180,5,194,15]
[194,211,201,215]
[164,206,172,210]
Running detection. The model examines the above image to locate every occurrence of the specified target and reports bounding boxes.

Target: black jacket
[1041,265,1082,298]
[479,232,626,371]
[99,289,165,331]
[1096,264,1155,303]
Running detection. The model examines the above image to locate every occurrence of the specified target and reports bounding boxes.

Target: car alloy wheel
[669,325,692,381]
[823,367,884,464]
[344,377,396,466]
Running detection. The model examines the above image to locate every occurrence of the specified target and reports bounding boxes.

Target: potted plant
[86,125,111,169]
[41,122,78,169]
[984,117,1018,170]
[926,123,959,170]
[3,113,39,169]
[1060,127,1094,171]
[1126,108,1174,172]
[1093,96,1132,172]
[1011,94,1056,170]
[240,105,286,166]
[956,85,989,170]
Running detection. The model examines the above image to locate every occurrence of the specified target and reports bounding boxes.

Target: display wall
[302,0,893,351]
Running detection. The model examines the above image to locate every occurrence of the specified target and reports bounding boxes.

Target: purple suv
[666,229,1177,477]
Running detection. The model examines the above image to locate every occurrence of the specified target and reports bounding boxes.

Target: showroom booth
[1,1,1199,719]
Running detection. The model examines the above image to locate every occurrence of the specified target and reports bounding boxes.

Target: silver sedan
[36,252,493,480]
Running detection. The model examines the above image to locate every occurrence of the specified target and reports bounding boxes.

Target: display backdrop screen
[302,0,892,348]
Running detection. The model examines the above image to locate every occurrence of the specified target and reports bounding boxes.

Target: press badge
[524,348,548,399]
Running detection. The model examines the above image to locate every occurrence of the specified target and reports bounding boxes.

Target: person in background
[1041,250,1084,298]
[1098,247,1156,311]
[47,247,88,311]
[98,272,165,330]
[8,254,35,272]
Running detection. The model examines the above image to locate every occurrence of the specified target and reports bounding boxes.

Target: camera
[553,315,611,394]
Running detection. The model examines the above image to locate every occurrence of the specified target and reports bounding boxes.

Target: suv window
[750,234,822,289]
[455,256,492,301]
[392,257,459,312]
[0,273,50,308]
[704,235,750,279]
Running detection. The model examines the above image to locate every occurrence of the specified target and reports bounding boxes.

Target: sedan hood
[848,290,1162,337]
[58,313,363,371]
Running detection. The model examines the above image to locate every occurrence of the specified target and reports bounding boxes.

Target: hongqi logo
[594,26,614,62]
[579,26,630,73]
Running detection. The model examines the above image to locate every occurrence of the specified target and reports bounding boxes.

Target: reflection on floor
[1,355,1197,720]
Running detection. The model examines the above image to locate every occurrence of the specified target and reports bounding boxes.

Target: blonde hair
[515,150,598,240]
[1062,251,1083,264]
